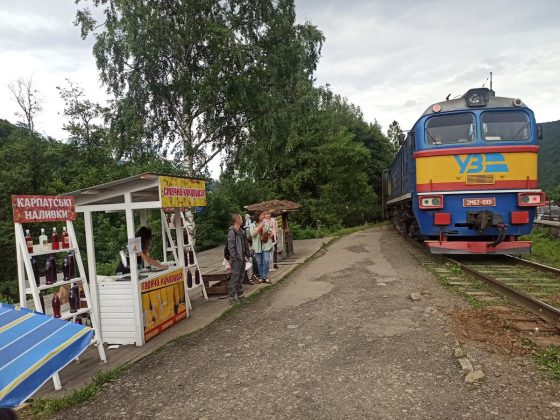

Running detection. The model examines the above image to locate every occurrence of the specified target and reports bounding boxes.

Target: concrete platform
[35,237,330,398]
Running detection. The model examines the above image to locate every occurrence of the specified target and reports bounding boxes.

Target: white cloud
[296,0,560,131]
[0,0,558,181]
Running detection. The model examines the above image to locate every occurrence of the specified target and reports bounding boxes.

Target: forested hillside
[539,120,560,194]
[0,1,396,302]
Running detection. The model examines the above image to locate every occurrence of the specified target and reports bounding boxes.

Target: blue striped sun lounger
[0,303,94,408]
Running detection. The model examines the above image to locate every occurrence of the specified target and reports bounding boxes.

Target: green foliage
[75,0,321,174]
[290,222,317,240]
[0,292,14,304]
[0,2,397,301]
[196,177,272,251]
[539,120,560,193]
[535,346,560,380]
[26,365,128,418]
[521,228,560,268]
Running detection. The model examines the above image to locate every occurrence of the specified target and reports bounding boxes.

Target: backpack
[224,243,230,261]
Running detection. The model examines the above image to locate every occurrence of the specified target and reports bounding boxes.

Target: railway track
[448,255,560,328]
[403,234,560,331]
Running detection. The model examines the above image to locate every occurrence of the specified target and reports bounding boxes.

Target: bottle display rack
[161,210,208,307]
[15,219,107,390]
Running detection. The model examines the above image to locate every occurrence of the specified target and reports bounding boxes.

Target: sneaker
[237,289,244,297]
[228,296,237,305]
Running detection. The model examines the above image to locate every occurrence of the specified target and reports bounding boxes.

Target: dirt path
[50,226,560,419]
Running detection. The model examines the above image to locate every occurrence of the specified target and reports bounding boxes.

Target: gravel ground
[50,226,560,419]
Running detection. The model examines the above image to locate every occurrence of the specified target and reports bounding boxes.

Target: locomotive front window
[481,111,530,141]
[425,114,475,146]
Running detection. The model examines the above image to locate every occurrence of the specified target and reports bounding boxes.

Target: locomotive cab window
[481,111,530,141]
[425,114,475,146]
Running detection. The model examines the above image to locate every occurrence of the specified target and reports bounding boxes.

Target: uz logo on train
[453,153,509,174]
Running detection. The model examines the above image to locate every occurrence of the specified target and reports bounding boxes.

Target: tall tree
[57,79,107,150]
[387,120,403,148]
[75,0,262,174]
[8,76,43,133]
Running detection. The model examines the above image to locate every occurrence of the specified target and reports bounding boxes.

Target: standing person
[266,211,278,272]
[227,214,249,304]
[250,210,273,283]
[243,214,252,240]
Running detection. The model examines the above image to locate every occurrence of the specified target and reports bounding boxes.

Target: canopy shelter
[245,200,301,256]
[0,304,93,408]
[64,173,207,346]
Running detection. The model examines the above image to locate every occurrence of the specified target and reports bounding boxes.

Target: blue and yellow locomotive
[382,88,544,254]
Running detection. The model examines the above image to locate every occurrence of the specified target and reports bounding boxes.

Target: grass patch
[414,251,501,309]
[535,346,560,380]
[23,365,128,419]
[521,228,560,268]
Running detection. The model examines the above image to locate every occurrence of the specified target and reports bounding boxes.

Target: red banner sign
[12,195,76,223]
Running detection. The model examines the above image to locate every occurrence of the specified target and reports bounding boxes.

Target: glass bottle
[51,227,59,250]
[31,256,40,287]
[62,256,71,281]
[187,270,193,288]
[25,229,34,253]
[62,226,70,249]
[52,292,61,318]
[39,291,46,313]
[45,255,55,285]
[188,250,194,266]
[39,228,48,250]
[68,283,78,313]
[195,268,201,285]
[68,252,76,279]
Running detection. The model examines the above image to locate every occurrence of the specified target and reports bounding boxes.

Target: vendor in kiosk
[116,226,167,274]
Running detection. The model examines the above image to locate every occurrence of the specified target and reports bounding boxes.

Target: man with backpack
[227,214,250,304]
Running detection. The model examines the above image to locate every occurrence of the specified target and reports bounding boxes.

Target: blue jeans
[255,251,270,280]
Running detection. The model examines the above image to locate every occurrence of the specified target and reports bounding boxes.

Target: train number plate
[463,198,496,207]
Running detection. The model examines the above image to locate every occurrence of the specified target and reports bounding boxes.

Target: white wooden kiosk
[65,173,208,346]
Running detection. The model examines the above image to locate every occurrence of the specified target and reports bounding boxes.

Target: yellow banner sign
[160,176,206,208]
[141,267,188,342]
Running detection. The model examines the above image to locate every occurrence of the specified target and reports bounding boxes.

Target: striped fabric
[0,304,93,408]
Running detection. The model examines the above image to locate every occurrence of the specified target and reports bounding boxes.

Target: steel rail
[448,257,560,328]
[505,255,560,277]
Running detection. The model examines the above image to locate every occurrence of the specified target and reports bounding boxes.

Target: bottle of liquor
[39,228,48,250]
[183,225,190,245]
[52,292,61,318]
[25,229,34,253]
[45,255,57,285]
[188,250,194,266]
[68,283,78,313]
[187,270,193,288]
[62,256,71,281]
[72,282,80,310]
[68,252,76,279]
[39,291,46,313]
[62,226,70,249]
[51,227,59,250]
[31,256,40,287]
[195,268,201,285]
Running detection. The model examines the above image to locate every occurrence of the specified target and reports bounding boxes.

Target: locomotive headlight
[464,88,492,107]
[419,195,444,209]
[518,192,545,207]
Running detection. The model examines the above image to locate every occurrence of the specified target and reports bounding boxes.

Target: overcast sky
[1,0,559,171]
